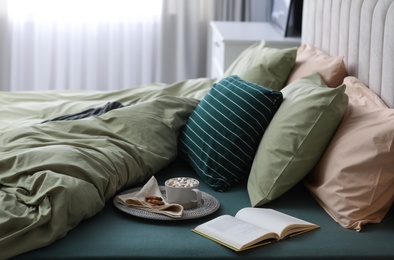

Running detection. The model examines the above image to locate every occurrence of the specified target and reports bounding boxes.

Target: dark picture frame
[270,0,303,37]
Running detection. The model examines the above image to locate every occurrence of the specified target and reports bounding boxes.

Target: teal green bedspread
[13,161,394,259]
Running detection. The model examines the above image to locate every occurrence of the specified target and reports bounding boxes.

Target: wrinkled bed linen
[42,101,125,123]
[0,78,214,259]
[0,77,213,130]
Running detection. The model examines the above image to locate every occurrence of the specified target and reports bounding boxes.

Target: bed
[3,0,394,259]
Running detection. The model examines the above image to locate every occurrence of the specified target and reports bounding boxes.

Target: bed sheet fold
[0,78,211,259]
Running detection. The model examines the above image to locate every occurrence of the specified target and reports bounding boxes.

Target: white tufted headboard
[302,0,394,108]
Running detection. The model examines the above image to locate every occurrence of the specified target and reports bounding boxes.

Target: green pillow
[223,41,297,90]
[247,72,348,206]
[179,75,283,191]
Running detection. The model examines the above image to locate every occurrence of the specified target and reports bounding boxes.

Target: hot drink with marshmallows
[165,177,202,209]
[166,177,199,188]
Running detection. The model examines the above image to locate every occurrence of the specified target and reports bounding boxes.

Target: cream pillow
[305,76,394,231]
[286,44,347,88]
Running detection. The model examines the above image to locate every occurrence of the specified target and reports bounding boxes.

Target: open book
[192,207,319,252]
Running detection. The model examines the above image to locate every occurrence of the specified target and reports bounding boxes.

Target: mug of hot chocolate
[165,177,202,209]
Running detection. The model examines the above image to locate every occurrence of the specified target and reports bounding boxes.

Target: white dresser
[208,21,301,80]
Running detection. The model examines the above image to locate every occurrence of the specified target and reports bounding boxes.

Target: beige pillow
[305,76,394,231]
[247,72,348,207]
[286,44,347,88]
[224,41,297,90]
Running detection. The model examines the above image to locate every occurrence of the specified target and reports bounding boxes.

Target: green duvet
[0,78,214,259]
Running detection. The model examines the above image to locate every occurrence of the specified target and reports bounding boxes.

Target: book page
[193,215,278,250]
[235,208,318,238]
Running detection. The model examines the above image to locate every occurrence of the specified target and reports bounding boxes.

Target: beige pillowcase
[287,44,347,88]
[224,41,297,90]
[305,76,394,231]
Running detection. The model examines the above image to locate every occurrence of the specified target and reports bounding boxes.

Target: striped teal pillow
[179,75,283,191]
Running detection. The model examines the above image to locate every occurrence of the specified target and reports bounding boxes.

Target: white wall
[250,0,272,22]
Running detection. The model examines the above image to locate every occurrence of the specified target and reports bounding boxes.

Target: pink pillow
[305,76,394,231]
[287,44,347,88]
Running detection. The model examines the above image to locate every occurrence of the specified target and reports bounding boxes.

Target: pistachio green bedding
[0,78,214,259]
